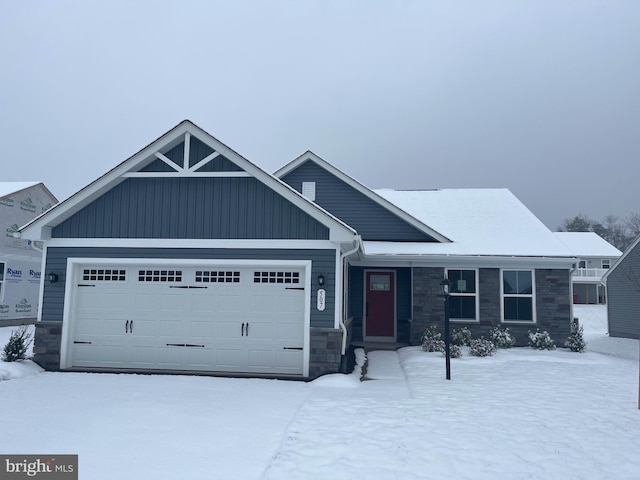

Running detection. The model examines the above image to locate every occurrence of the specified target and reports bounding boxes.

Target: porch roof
[369,188,574,258]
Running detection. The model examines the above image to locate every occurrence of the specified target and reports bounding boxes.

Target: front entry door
[364,270,396,340]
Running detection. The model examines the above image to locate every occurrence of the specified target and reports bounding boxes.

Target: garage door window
[195,271,240,283]
[83,269,126,281]
[138,270,183,282]
[254,271,300,284]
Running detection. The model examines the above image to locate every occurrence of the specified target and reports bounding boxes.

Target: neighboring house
[1,182,57,325]
[602,235,640,339]
[19,120,577,379]
[554,232,622,305]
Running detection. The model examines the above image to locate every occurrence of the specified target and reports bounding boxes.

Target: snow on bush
[564,318,586,353]
[490,326,515,348]
[445,343,463,358]
[528,329,556,350]
[2,326,33,362]
[452,327,472,346]
[469,338,497,357]
[421,325,444,353]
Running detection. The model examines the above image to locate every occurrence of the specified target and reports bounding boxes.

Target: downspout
[339,236,363,355]
[30,240,44,253]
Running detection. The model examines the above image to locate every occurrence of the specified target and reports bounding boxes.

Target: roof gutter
[339,236,363,355]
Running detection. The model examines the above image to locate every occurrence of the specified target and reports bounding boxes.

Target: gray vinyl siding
[607,244,640,339]
[52,177,329,240]
[281,160,435,241]
[42,247,337,329]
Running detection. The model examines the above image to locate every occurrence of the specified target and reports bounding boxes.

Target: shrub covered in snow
[564,318,586,353]
[469,338,497,357]
[452,327,472,346]
[2,326,33,362]
[528,330,556,350]
[444,343,463,358]
[490,326,516,348]
[421,325,444,352]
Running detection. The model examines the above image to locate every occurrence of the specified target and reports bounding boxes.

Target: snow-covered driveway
[0,372,311,479]
[1,306,639,479]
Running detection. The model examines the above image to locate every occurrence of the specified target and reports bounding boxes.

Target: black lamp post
[440,278,452,380]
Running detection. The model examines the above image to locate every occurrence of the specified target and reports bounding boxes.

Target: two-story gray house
[554,232,622,305]
[20,121,577,379]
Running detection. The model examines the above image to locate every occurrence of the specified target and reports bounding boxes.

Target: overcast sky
[1,1,638,230]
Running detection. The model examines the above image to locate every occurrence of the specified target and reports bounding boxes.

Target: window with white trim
[601,259,611,269]
[446,269,478,322]
[502,270,535,323]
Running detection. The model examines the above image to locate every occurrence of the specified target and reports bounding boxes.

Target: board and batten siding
[607,244,640,339]
[52,177,329,240]
[42,247,337,329]
[281,160,434,241]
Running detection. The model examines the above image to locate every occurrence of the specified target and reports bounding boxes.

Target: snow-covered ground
[1,307,639,479]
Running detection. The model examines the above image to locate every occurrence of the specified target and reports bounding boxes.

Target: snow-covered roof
[367,188,575,258]
[0,182,40,198]
[553,232,622,258]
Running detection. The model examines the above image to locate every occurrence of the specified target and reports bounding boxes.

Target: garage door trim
[60,257,312,376]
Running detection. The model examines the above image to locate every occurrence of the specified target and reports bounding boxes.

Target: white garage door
[67,262,308,376]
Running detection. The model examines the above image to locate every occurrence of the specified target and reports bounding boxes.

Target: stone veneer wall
[32,321,62,371]
[309,327,343,379]
[411,267,572,347]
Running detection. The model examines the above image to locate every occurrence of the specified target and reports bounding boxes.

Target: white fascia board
[42,238,344,250]
[172,123,356,241]
[601,234,640,283]
[20,121,356,244]
[275,151,452,243]
[351,255,576,269]
[19,123,194,239]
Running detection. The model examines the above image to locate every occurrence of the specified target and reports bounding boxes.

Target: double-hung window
[446,269,478,322]
[502,270,535,323]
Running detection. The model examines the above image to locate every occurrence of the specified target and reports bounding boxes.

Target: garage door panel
[189,320,218,340]
[70,263,307,376]
[247,349,274,368]
[190,293,218,313]
[277,323,304,343]
[276,350,304,372]
[159,297,188,313]
[244,320,274,336]
[215,348,242,369]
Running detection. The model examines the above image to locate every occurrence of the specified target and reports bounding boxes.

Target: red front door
[365,271,395,338]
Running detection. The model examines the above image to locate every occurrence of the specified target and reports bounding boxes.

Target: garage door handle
[125,320,130,333]
[246,322,249,336]
[130,320,133,333]
[241,322,245,336]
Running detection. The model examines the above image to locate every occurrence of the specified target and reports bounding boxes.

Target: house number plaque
[317,288,326,311]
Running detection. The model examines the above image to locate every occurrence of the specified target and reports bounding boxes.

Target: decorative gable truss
[124,132,251,178]
[19,121,357,243]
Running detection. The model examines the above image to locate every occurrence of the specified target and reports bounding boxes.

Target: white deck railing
[572,268,608,279]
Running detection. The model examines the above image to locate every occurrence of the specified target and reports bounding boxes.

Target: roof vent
[302,182,316,201]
